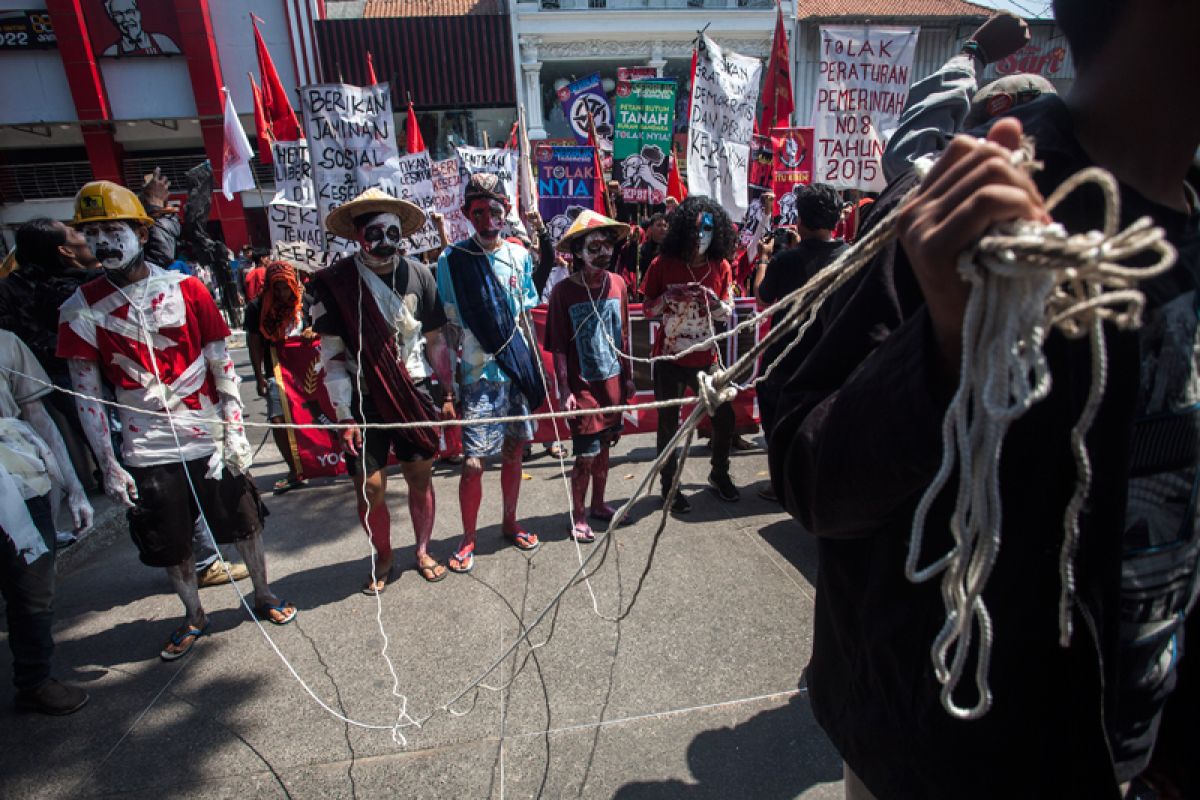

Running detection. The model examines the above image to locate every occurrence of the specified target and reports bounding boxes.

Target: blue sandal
[448,548,475,574]
[253,600,297,626]
[160,620,210,661]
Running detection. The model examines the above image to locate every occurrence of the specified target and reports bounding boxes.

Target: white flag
[221,90,255,201]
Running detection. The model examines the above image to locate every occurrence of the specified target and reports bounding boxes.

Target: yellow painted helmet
[71,180,154,228]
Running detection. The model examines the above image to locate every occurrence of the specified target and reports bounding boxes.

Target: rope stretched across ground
[7,153,1174,739]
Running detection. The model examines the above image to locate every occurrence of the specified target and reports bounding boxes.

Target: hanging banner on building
[687,35,762,219]
[270,141,316,207]
[811,26,918,192]
[455,146,525,234]
[613,79,676,205]
[535,144,598,246]
[771,127,814,215]
[557,72,614,149]
[82,0,181,57]
[432,157,473,244]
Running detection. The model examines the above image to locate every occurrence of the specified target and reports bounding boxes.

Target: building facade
[0,0,322,252]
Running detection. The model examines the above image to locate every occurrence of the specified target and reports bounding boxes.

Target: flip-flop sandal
[160,620,210,661]
[504,529,540,552]
[272,476,307,495]
[447,548,475,574]
[589,507,637,527]
[572,523,596,544]
[415,557,448,583]
[361,570,394,596]
[253,600,297,625]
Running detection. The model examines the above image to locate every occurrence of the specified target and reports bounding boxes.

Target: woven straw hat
[324,187,426,239]
[555,209,630,253]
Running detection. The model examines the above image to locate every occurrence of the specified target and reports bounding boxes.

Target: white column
[519,37,547,139]
[649,41,666,76]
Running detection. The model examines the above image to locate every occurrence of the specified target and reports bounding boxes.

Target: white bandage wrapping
[319,334,354,421]
[202,341,253,478]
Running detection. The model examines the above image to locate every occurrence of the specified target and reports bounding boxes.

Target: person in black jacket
[769,1,1200,797]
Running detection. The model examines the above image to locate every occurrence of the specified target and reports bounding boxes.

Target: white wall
[101,57,198,119]
[211,0,299,114]
[0,50,77,124]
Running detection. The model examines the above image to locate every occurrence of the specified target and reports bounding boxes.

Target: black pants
[653,361,734,489]
[0,494,56,690]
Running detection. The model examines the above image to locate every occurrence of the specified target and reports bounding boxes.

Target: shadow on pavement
[611,685,841,799]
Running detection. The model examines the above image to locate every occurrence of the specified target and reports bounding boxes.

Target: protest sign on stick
[687,35,762,219]
[771,127,815,218]
[535,144,599,247]
[432,157,472,243]
[811,26,918,192]
[270,140,315,207]
[557,73,613,148]
[613,79,676,205]
[456,145,525,234]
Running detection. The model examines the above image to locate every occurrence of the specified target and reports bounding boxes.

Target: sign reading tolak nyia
[811,26,918,192]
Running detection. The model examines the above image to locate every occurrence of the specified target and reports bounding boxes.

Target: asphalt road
[0,347,843,799]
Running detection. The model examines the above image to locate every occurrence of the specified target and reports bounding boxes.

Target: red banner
[771,127,815,219]
[273,300,766,472]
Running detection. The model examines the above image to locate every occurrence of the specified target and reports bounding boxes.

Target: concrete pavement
[0,349,842,799]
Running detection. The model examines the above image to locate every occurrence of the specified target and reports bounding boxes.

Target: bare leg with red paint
[589,446,611,516]
[500,436,539,550]
[354,468,393,593]
[451,457,484,572]
[402,459,445,581]
[571,454,596,543]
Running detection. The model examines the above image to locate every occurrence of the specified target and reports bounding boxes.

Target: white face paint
[81,222,141,272]
[580,230,614,271]
[696,212,715,256]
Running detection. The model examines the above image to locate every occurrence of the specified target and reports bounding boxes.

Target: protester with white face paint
[640,195,739,511]
[309,188,456,591]
[57,181,296,662]
[545,211,636,543]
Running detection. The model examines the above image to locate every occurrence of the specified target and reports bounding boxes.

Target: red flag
[758,0,794,133]
[405,101,426,153]
[249,73,273,165]
[667,151,687,202]
[252,15,302,142]
[366,51,378,86]
[504,120,519,150]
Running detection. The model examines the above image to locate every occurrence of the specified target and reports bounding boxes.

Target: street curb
[56,502,127,577]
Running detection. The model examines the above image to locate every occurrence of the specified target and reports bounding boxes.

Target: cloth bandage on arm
[202,340,253,477]
[69,358,137,507]
[319,334,354,421]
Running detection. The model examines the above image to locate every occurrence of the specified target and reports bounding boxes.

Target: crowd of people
[0,1,1195,798]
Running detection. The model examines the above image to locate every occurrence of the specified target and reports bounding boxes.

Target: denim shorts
[460,379,535,458]
[572,426,621,458]
[265,378,284,419]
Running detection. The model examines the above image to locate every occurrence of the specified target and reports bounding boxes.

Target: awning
[315,17,515,110]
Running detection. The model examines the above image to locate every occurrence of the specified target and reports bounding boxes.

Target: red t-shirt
[545,273,631,436]
[57,268,231,466]
[639,254,733,369]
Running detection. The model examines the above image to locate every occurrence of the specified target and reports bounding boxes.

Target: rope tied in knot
[906,164,1176,721]
[696,370,739,416]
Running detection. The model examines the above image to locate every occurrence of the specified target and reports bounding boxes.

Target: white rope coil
[906,165,1176,720]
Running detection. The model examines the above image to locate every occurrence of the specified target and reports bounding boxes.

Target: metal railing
[123,154,273,192]
[540,0,772,8]
[0,161,95,202]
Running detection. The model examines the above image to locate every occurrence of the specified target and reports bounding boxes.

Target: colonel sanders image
[618,144,669,203]
[101,0,181,56]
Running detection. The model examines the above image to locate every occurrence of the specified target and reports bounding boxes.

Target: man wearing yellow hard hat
[56,181,297,661]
